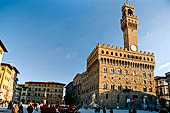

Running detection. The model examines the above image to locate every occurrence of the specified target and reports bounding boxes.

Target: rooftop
[25,81,66,86]
[1,63,20,74]
[0,40,8,52]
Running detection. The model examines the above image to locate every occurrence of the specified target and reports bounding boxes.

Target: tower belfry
[121,2,139,52]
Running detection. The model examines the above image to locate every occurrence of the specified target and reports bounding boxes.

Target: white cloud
[65,52,78,59]
[158,62,170,70]
[56,47,63,53]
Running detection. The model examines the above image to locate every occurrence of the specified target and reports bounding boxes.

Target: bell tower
[121,2,139,52]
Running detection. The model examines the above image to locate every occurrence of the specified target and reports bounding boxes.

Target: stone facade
[0,63,19,102]
[24,81,65,104]
[155,76,170,107]
[0,40,8,64]
[65,81,74,105]
[72,2,157,109]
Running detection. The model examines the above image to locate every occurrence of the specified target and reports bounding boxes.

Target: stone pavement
[79,109,159,113]
[0,106,159,113]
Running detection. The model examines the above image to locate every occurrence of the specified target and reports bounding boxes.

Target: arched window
[102,50,104,54]
[110,68,114,74]
[143,57,146,61]
[47,89,50,92]
[120,53,122,57]
[149,87,152,92]
[148,73,151,78]
[118,85,122,90]
[101,58,103,64]
[106,93,109,99]
[111,52,113,55]
[103,67,107,73]
[103,83,107,89]
[111,84,114,90]
[143,86,147,92]
[143,72,146,78]
[144,80,146,84]
[128,9,133,16]
[115,53,118,56]
[113,59,115,65]
[118,69,122,75]
[106,51,109,54]
[124,70,128,75]
[124,54,126,58]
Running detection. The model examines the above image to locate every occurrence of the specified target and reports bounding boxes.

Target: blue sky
[0,0,170,84]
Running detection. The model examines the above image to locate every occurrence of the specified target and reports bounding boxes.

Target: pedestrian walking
[110,108,113,113]
[18,102,23,113]
[27,103,34,113]
[8,101,13,109]
[102,106,106,113]
[94,107,98,113]
[132,108,137,113]
[12,104,19,113]
[97,106,100,113]
[129,109,132,113]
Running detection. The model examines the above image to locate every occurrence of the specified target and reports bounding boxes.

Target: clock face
[131,45,137,51]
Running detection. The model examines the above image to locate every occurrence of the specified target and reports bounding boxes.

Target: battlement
[122,2,134,10]
[97,43,154,57]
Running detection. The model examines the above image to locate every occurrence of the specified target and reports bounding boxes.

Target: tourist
[12,104,19,113]
[8,101,13,109]
[34,103,37,109]
[18,102,23,113]
[94,107,98,113]
[159,108,168,113]
[97,106,100,113]
[27,103,34,113]
[109,108,113,113]
[5,101,8,107]
[129,109,132,113]
[132,108,137,113]
[102,106,106,113]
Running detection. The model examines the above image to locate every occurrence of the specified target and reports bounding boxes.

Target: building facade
[24,81,65,104]
[72,2,156,109]
[13,84,23,103]
[65,81,74,105]
[166,72,170,95]
[0,63,19,102]
[155,76,170,108]
[0,40,8,64]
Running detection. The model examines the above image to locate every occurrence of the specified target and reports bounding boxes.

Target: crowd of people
[11,102,41,113]
[94,107,137,113]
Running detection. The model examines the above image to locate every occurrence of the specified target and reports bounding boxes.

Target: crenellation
[144,51,146,55]
[111,45,115,49]
[107,44,111,48]
[102,44,106,47]
[148,52,150,55]
[97,43,101,47]
[120,47,123,50]
[152,53,154,56]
